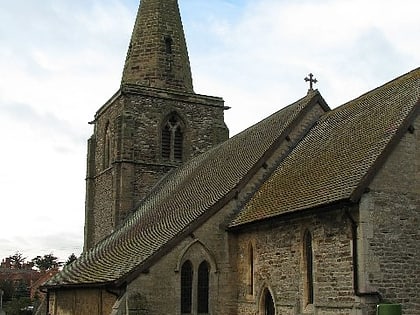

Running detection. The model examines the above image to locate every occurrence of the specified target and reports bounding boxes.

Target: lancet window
[304,229,314,305]
[180,260,210,314]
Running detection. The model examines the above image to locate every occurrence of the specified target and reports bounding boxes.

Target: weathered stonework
[234,208,358,315]
[107,100,327,315]
[84,86,228,249]
[358,114,420,315]
[47,0,419,314]
[83,0,229,250]
[121,0,193,91]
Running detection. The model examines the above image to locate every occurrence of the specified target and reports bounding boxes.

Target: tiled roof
[45,91,320,288]
[230,68,420,227]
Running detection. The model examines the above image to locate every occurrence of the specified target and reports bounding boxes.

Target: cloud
[184,0,420,135]
[0,101,86,146]
[0,0,419,263]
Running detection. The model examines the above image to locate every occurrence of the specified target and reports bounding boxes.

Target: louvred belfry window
[162,113,184,162]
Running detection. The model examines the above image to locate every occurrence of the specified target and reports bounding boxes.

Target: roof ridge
[329,67,420,112]
[231,68,420,227]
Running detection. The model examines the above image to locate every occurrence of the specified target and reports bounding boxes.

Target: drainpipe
[345,209,383,300]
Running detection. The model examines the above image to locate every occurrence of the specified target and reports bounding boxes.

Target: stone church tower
[84,0,229,250]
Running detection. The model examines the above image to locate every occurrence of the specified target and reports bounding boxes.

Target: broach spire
[121,0,194,92]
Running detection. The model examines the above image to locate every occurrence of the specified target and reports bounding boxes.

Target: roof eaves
[42,280,115,292]
[228,199,356,233]
[113,182,240,288]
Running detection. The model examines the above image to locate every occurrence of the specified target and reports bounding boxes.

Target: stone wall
[84,86,228,248]
[235,209,357,315]
[111,100,327,315]
[358,114,420,315]
[119,200,239,315]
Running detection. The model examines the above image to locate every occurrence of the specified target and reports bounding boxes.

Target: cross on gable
[304,73,318,90]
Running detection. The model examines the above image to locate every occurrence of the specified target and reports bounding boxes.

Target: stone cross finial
[304,73,318,90]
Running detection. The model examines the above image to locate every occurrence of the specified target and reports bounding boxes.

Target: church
[42,0,419,314]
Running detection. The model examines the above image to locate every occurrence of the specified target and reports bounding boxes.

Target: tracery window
[162,113,184,162]
[304,230,314,305]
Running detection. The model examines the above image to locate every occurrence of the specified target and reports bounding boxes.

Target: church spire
[121,0,194,92]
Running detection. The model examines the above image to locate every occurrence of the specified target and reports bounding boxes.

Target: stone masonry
[83,0,229,250]
[84,86,228,249]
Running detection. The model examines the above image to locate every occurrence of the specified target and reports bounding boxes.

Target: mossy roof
[230,68,420,227]
[45,89,322,288]
[45,68,420,289]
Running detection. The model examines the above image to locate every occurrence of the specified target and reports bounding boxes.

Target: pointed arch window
[304,230,314,305]
[181,260,193,314]
[180,259,211,314]
[197,261,209,314]
[248,243,254,295]
[162,113,184,162]
[262,289,275,315]
[103,122,111,169]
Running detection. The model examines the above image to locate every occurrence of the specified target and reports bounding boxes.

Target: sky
[0,0,419,263]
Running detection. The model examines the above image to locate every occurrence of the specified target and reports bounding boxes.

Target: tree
[0,279,15,302]
[3,296,32,315]
[8,252,26,269]
[14,280,29,299]
[65,253,77,266]
[31,254,62,271]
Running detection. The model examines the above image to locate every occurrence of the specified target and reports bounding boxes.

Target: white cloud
[187,0,420,134]
[0,0,419,262]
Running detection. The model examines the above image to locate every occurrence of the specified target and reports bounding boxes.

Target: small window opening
[103,123,111,169]
[304,230,314,305]
[248,243,254,295]
[165,35,173,54]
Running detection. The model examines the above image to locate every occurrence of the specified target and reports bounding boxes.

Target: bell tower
[84,0,229,250]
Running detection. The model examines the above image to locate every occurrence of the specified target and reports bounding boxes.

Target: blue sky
[0,0,419,262]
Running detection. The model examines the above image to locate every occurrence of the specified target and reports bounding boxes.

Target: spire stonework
[122,0,193,92]
[84,0,229,250]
